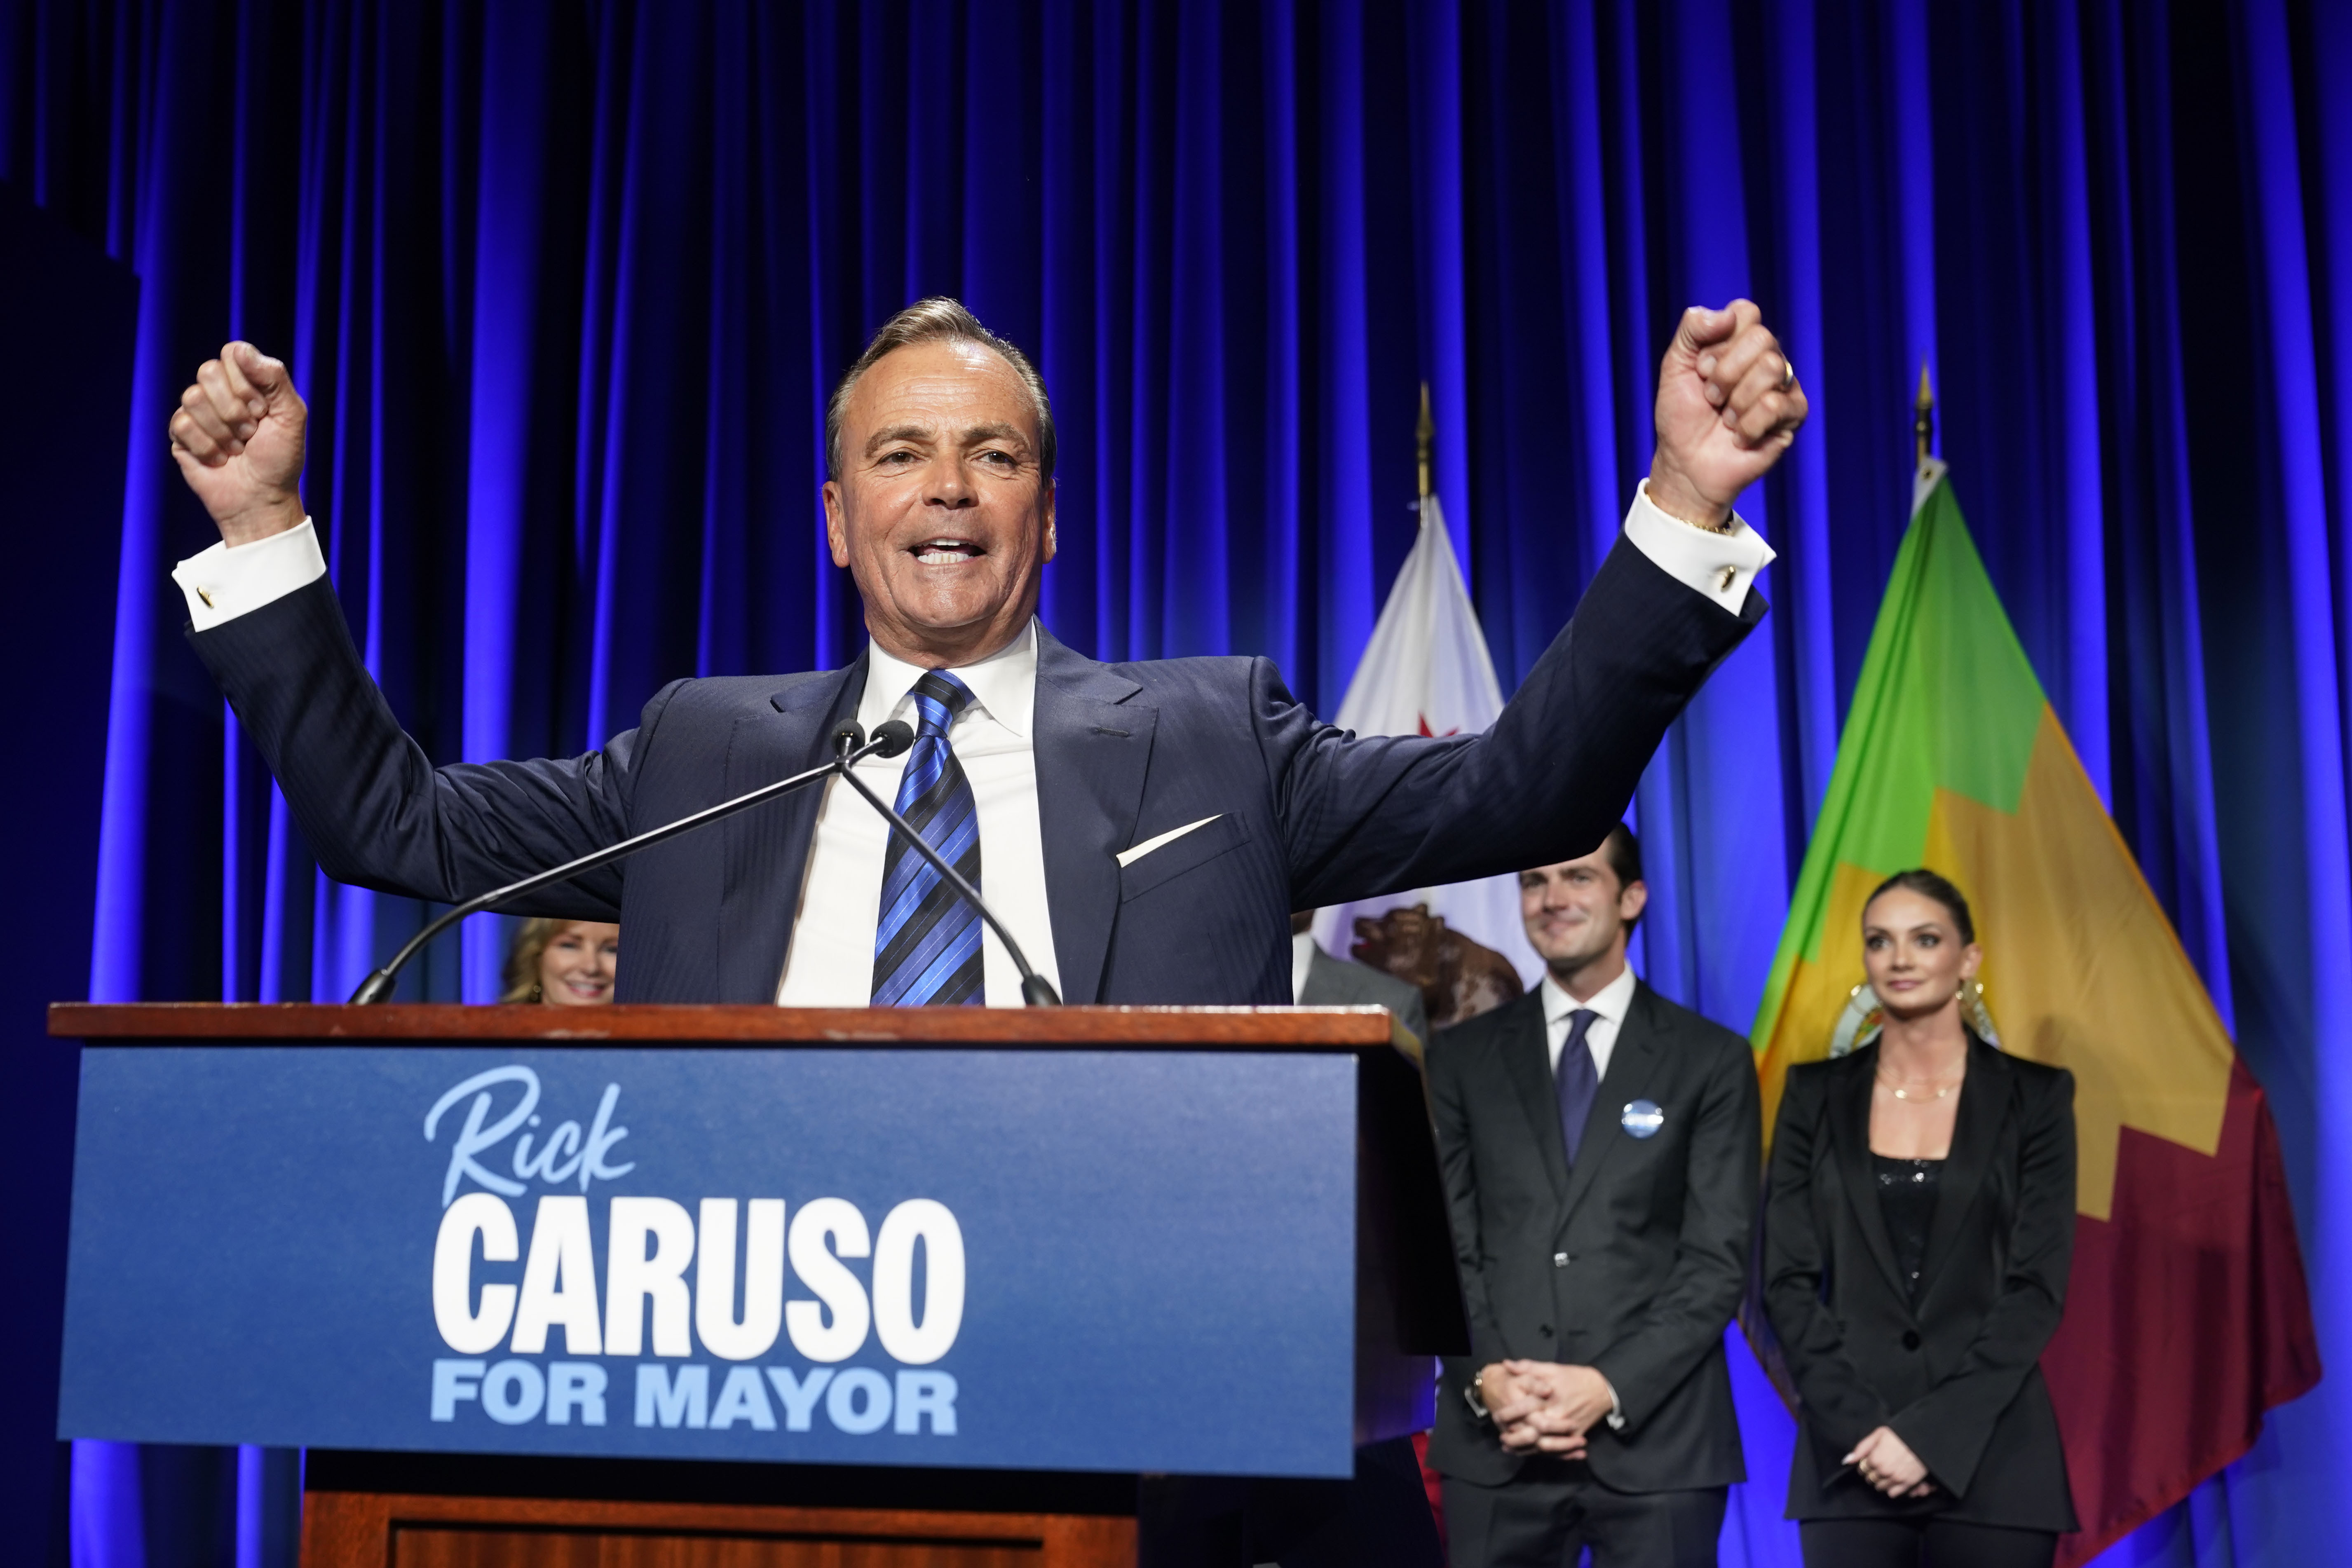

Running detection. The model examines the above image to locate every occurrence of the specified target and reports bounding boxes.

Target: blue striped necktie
[870,670,985,1006]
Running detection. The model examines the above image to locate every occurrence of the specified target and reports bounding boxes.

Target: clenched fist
[1647,299,1808,532]
[167,342,308,546]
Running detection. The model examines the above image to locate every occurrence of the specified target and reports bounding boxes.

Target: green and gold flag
[1752,462,2319,1564]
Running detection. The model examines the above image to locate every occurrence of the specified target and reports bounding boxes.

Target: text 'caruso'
[433,1193,965,1364]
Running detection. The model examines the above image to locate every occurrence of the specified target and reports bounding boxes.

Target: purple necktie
[1557,1009,1600,1167]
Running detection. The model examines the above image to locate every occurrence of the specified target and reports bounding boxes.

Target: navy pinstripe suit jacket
[189,537,1759,1004]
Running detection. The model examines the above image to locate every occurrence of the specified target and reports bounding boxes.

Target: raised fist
[1648,299,1807,531]
[167,342,307,546]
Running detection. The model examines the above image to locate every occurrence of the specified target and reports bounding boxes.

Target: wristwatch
[1466,1367,1495,1422]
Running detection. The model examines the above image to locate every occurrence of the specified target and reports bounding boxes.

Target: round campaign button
[1621,1099,1665,1139]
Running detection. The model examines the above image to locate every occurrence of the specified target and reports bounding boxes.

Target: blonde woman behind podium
[500,919,620,1006]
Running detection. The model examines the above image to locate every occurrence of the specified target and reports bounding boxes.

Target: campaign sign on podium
[54,1008,1418,1481]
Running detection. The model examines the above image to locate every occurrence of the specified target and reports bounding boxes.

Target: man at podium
[161,297,1802,1007]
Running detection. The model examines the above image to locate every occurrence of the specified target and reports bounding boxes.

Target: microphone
[348,723,901,1003]
[833,720,1061,1006]
[351,716,1061,1007]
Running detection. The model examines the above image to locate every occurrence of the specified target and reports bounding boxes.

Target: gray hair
[824,298,1056,485]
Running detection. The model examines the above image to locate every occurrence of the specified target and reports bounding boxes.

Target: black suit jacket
[1761,1039,2078,1530]
[188,537,1758,1004]
[1298,945,1431,1052]
[1426,982,1760,1493]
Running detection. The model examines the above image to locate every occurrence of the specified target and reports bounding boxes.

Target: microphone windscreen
[830,720,867,754]
[871,720,916,757]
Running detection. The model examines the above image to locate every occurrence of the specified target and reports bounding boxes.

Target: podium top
[49,1001,1406,1051]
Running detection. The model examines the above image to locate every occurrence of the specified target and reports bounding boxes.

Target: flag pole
[1416,381,1434,501]
[1914,360,1936,467]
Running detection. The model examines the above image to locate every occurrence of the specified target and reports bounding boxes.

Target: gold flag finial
[1914,360,1936,467]
[1416,382,1435,500]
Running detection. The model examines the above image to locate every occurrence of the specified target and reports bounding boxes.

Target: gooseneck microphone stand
[349,720,1062,1006]
[348,723,909,1003]
[832,721,1062,1007]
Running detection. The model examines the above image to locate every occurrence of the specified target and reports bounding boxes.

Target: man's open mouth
[911,538,984,565]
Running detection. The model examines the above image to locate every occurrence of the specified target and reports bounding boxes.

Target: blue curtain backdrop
[5,0,2350,1565]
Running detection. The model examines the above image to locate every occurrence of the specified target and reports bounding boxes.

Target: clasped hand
[1843,1425,1937,1498]
[1480,1360,1614,1460]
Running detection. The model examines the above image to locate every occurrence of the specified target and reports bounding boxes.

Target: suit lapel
[1030,627,1153,1004]
[1830,1045,1912,1301]
[1492,991,1570,1207]
[1916,1038,2007,1296]
[714,657,867,1003]
[1557,984,1667,1228]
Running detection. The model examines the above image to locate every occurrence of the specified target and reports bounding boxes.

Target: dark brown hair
[1863,868,1977,944]
[1600,822,1643,894]
[1602,822,1644,931]
[1537,822,1646,931]
[825,297,1056,484]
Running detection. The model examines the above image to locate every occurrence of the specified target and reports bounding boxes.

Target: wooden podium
[53,1003,1466,1568]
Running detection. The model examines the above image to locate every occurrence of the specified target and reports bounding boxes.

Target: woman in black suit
[1763,870,2078,1568]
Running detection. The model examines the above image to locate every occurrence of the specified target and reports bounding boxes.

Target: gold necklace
[1876,1069,1960,1103]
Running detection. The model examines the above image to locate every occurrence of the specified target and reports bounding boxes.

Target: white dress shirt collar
[858,619,1038,739]
[1539,961,1639,1080]
[1541,962,1637,1034]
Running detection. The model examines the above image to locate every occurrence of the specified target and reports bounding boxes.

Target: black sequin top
[1873,1154,1944,1303]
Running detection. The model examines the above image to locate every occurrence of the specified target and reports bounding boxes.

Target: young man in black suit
[1426,826,1760,1567]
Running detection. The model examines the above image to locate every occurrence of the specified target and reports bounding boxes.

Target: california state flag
[1752,461,2319,1563]
[1312,495,1542,987]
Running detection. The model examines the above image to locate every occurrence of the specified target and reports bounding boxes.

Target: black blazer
[1762,1038,2079,1530]
[186,537,1758,1004]
[1426,982,1760,1493]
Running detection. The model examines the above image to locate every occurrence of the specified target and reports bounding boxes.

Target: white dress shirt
[1541,961,1640,1083]
[774,625,1061,1007]
[169,484,1772,1008]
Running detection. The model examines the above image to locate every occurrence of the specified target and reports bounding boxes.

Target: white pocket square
[1116,815,1222,868]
